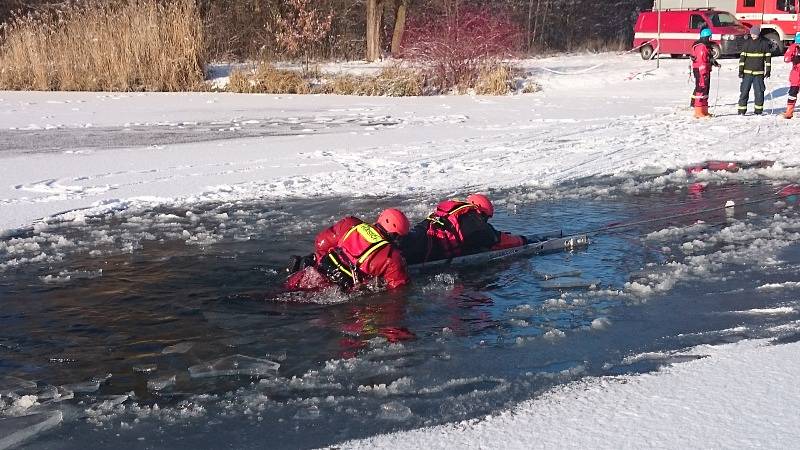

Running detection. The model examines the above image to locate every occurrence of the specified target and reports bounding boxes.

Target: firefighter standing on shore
[738,26,772,115]
[690,27,720,118]
[783,34,800,119]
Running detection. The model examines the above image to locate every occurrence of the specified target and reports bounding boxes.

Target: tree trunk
[390,0,408,57]
[366,0,384,62]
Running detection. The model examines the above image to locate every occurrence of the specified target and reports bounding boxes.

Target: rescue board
[408,231,589,273]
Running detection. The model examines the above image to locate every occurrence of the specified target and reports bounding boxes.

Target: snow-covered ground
[2,52,800,447]
[342,337,800,449]
[3,53,799,235]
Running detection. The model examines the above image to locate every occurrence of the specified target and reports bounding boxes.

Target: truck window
[742,0,755,7]
[777,0,797,12]
[690,14,708,29]
[708,12,741,27]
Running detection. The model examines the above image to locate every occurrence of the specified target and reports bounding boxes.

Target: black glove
[765,71,771,78]
[713,60,721,68]
[739,72,744,78]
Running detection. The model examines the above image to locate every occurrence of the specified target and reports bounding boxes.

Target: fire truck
[655,0,799,52]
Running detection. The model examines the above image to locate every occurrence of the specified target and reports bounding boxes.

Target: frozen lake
[2,175,799,449]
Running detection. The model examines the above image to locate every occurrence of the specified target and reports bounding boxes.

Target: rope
[539,39,657,76]
[563,187,786,239]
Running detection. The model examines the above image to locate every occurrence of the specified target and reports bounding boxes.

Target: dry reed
[473,64,513,95]
[0,0,206,91]
[227,65,311,94]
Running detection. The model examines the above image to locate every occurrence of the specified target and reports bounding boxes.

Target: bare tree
[366,0,383,61]
[390,0,409,57]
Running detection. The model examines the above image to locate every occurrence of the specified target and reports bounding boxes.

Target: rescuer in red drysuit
[690,28,720,118]
[783,36,800,119]
[400,194,527,265]
[285,208,411,292]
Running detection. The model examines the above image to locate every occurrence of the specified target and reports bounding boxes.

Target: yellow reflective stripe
[426,203,475,226]
[341,225,359,242]
[754,105,764,109]
[328,253,354,278]
[426,215,447,226]
[357,240,388,264]
[741,52,767,57]
[448,205,474,215]
[743,70,765,74]
[737,105,748,110]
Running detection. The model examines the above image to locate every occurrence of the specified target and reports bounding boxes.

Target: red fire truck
[654,1,799,52]
[634,9,749,59]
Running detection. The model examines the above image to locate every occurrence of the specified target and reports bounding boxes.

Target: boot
[702,105,713,117]
[785,104,795,119]
[693,106,706,119]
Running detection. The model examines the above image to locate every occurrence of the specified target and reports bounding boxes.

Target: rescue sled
[408,231,589,273]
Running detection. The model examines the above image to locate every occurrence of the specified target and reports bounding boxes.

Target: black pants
[788,86,799,106]
[691,69,710,107]
[738,74,766,114]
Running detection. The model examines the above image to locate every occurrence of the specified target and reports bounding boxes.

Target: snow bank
[340,339,800,449]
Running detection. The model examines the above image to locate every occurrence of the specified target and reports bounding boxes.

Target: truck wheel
[640,44,654,60]
[763,32,784,54]
[710,44,721,60]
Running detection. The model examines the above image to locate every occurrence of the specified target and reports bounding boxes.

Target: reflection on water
[1,179,800,449]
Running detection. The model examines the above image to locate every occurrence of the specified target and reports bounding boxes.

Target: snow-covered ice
[3,54,800,236]
[340,339,800,449]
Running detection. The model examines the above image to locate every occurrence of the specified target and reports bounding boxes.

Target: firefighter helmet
[376,208,410,236]
[467,194,494,218]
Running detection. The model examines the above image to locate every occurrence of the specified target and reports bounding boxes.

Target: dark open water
[1,177,799,449]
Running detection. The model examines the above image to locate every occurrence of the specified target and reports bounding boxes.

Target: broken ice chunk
[532,262,582,280]
[36,386,73,403]
[187,355,280,379]
[162,342,193,354]
[98,394,129,408]
[293,406,321,420]
[133,364,157,373]
[64,380,100,394]
[378,401,412,421]
[540,277,600,289]
[0,377,37,396]
[147,375,176,392]
[0,411,63,450]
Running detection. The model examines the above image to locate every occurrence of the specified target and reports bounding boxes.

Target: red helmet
[376,208,410,236]
[467,194,494,217]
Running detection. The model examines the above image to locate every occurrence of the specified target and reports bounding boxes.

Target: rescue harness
[318,223,390,289]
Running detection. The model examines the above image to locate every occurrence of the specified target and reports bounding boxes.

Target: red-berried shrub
[400,7,520,92]
[275,0,333,72]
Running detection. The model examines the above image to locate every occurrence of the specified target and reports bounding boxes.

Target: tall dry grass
[473,64,513,95]
[0,0,206,91]
[228,65,311,94]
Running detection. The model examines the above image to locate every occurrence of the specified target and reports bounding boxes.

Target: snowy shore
[2,53,800,448]
[342,337,800,449]
[3,53,799,235]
